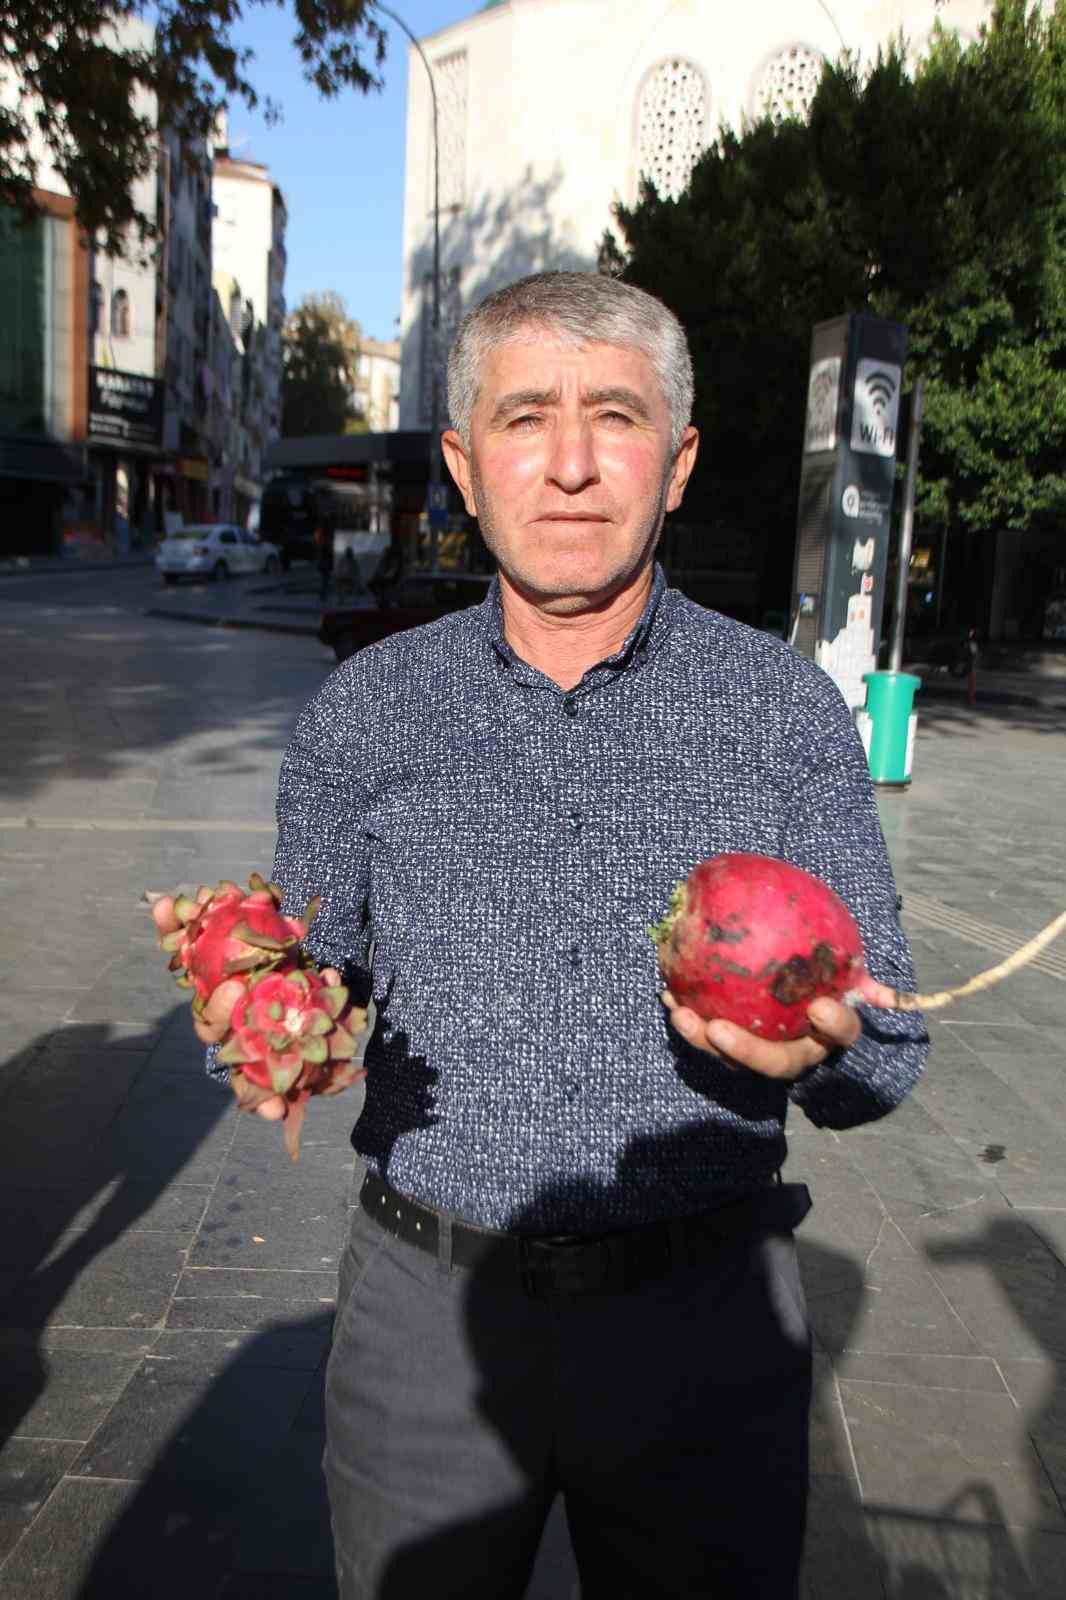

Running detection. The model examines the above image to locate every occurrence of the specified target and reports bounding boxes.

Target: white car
[156,524,282,585]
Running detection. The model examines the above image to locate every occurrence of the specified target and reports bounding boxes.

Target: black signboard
[790,314,907,710]
[88,366,164,449]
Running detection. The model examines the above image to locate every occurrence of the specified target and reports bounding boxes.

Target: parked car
[319,603,446,663]
[319,575,494,663]
[155,525,281,585]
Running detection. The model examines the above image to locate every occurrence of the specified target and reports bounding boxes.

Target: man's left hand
[660,973,884,1081]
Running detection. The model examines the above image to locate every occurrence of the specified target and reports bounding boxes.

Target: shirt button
[567,809,583,831]
[569,944,582,969]
[562,697,578,717]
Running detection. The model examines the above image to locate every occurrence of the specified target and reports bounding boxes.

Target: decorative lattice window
[636,58,708,202]
[753,45,824,124]
[429,50,467,214]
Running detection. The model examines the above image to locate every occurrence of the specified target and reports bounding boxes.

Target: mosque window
[636,58,709,202]
[753,45,824,125]
[430,50,468,213]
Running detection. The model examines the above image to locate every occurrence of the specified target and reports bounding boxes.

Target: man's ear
[665,426,700,514]
[442,430,477,517]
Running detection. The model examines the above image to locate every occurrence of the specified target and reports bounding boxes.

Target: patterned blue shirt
[218,565,927,1232]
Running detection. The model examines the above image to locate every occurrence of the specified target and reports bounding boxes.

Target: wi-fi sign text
[864,369,898,415]
[851,359,902,458]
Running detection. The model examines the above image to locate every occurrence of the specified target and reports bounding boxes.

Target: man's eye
[599,410,634,426]
[509,413,541,430]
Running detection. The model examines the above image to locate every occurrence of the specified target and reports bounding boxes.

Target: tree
[281,290,364,437]
[0,2,386,253]
[604,0,1066,600]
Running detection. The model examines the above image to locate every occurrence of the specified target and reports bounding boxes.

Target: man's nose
[545,418,600,493]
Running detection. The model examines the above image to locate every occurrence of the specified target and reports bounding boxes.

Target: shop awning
[0,434,86,485]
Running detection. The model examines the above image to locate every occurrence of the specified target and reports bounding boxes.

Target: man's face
[442,332,698,611]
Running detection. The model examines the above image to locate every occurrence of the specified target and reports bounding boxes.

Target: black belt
[360,1169,811,1300]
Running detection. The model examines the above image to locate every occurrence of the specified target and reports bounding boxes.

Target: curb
[915,680,1066,712]
[0,556,155,578]
[145,606,321,640]
[141,610,1066,699]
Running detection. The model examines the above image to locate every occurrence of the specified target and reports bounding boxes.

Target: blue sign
[427,481,449,528]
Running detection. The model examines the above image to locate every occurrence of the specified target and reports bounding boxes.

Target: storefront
[87,365,166,552]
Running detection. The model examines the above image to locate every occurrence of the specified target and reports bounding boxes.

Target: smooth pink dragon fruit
[156,874,313,1016]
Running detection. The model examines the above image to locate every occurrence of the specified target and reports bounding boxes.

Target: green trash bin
[858,671,922,786]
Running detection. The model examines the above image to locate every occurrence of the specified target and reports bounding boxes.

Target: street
[1,566,1065,1598]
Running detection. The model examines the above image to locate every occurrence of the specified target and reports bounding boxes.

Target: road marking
[903,892,1066,982]
[0,817,275,833]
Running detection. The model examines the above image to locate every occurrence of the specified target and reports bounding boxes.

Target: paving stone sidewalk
[0,599,1064,1598]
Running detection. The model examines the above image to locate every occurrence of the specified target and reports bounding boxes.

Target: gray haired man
[227,272,927,1596]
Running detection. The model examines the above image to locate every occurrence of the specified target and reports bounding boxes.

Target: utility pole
[888,374,925,674]
[374,4,443,570]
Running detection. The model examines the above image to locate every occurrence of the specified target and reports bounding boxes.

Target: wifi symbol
[865,369,898,415]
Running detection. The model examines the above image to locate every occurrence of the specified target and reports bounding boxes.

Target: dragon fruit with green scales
[218,965,368,1160]
[155,873,314,1017]
[147,872,369,1161]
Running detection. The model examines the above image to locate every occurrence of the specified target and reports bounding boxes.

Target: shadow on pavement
[0,603,334,806]
[7,1180,1052,1597]
[0,1007,232,1572]
[2,1004,1055,1597]
[914,694,1066,739]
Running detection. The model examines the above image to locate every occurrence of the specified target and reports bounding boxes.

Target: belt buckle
[519,1236,612,1298]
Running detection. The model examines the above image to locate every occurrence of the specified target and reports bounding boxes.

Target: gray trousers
[323,1193,811,1599]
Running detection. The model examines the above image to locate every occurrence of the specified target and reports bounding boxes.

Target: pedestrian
[316,517,335,602]
[197,272,928,1597]
[966,625,979,707]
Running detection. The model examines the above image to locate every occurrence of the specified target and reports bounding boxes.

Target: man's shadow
[919,1216,1065,1597]
[53,1028,439,1598]
[0,1008,230,1456]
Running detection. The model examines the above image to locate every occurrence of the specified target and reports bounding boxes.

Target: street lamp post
[373,4,443,569]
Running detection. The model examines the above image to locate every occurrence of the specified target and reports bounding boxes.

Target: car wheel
[213,560,229,582]
[264,555,280,576]
[163,574,178,586]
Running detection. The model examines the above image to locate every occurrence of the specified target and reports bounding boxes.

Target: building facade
[0,12,161,556]
[0,12,288,559]
[0,193,92,555]
[354,336,401,432]
[211,147,289,513]
[398,0,992,428]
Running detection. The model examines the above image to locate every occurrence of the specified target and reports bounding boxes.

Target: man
[199,272,928,1597]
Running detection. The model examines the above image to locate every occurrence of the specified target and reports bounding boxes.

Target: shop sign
[89,366,164,449]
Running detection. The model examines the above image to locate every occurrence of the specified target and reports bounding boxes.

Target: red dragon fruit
[154,874,313,1017]
[650,853,866,1041]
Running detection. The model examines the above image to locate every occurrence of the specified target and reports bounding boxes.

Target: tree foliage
[0,2,386,253]
[281,290,364,437]
[604,0,1066,561]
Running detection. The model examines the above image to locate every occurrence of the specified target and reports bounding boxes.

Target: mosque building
[398,0,991,429]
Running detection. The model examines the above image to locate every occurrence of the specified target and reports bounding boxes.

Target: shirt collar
[482,561,676,684]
